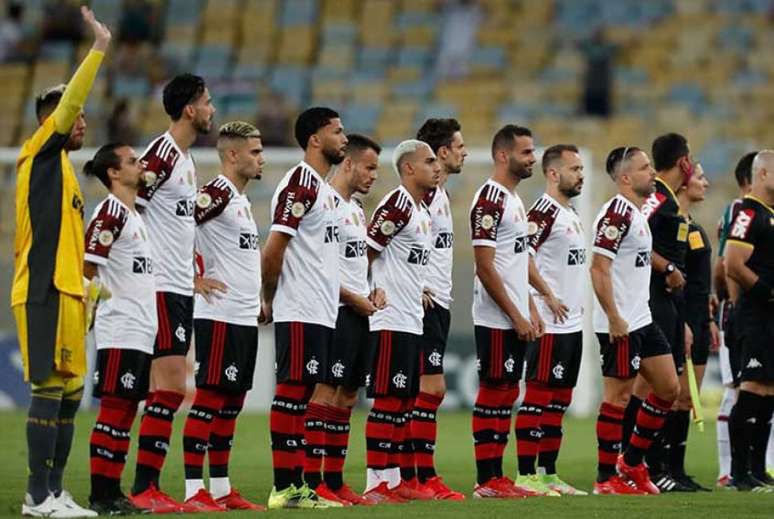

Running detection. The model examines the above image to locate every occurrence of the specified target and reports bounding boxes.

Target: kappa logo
[567,247,587,266]
[631,355,641,371]
[428,350,442,367]
[552,362,565,380]
[120,371,136,389]
[392,371,407,389]
[331,361,345,378]
[364,374,371,387]
[746,357,763,369]
[175,324,186,342]
[93,370,100,384]
[306,358,320,375]
[194,361,200,375]
[225,364,238,382]
[476,358,482,372]
[504,355,515,373]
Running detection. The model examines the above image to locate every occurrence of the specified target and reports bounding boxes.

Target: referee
[725,150,774,491]
[10,7,110,516]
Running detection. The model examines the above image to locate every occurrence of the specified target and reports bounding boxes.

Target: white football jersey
[270,161,339,328]
[423,187,454,309]
[592,194,653,333]
[470,179,530,329]
[137,132,196,296]
[527,194,586,333]
[332,189,370,302]
[194,175,261,326]
[85,195,157,354]
[366,185,433,335]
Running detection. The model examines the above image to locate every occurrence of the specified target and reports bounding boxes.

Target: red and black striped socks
[183,389,224,485]
[515,382,552,475]
[323,406,352,490]
[538,387,572,474]
[397,399,415,482]
[472,383,518,484]
[209,392,246,479]
[596,401,624,482]
[90,396,137,501]
[366,396,402,473]
[303,402,328,488]
[132,390,184,495]
[623,393,673,467]
[412,392,443,482]
[270,383,308,490]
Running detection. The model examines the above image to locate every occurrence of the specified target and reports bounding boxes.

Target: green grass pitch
[1,410,771,518]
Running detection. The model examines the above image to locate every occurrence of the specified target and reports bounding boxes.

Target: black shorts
[649,287,685,374]
[687,318,711,366]
[475,326,526,385]
[154,292,193,358]
[722,301,743,386]
[330,306,371,390]
[597,322,672,379]
[737,298,774,383]
[366,330,421,398]
[420,305,451,375]
[93,348,152,401]
[525,331,582,387]
[275,321,334,385]
[194,319,258,393]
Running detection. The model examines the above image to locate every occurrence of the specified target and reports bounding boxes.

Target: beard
[193,115,211,135]
[508,156,532,179]
[559,181,583,198]
[634,182,656,198]
[323,146,345,166]
[64,135,84,151]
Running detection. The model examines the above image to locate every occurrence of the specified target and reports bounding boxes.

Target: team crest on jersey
[504,355,515,373]
[143,170,158,186]
[527,221,539,236]
[603,225,619,240]
[331,361,345,378]
[552,362,565,380]
[291,201,306,218]
[225,364,238,382]
[196,192,212,208]
[98,230,114,246]
[381,220,396,236]
[631,355,641,371]
[306,357,319,375]
[175,324,186,342]
[428,350,442,367]
[392,371,407,389]
[481,214,495,230]
[120,371,136,389]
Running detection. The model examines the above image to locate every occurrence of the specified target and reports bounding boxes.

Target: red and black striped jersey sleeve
[84,198,128,264]
[593,198,633,258]
[271,166,320,233]
[470,183,505,246]
[527,196,560,254]
[137,135,180,206]
[195,176,234,225]
[366,189,412,251]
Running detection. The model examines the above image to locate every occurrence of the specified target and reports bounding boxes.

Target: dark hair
[345,133,381,156]
[605,146,642,179]
[651,132,689,171]
[541,144,579,173]
[35,85,65,121]
[294,106,340,150]
[491,124,532,158]
[734,151,757,187]
[83,143,125,189]
[162,73,206,121]
[416,118,461,154]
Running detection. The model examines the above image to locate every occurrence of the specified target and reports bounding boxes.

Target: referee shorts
[13,287,86,382]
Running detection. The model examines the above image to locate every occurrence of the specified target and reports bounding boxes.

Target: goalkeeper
[10,6,110,517]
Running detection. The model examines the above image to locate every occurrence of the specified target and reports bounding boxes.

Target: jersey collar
[744,194,774,215]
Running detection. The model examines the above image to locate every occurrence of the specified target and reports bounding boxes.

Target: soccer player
[514,144,587,496]
[411,118,467,500]
[319,134,384,505]
[630,133,696,492]
[11,7,109,517]
[181,122,266,511]
[129,73,218,512]
[725,150,774,491]
[83,144,153,516]
[263,107,346,509]
[590,147,680,495]
[469,125,543,499]
[361,139,439,503]
[714,152,755,486]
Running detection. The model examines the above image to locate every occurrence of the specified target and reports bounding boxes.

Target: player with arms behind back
[514,144,587,496]
[180,122,266,511]
[83,144,152,516]
[590,147,679,496]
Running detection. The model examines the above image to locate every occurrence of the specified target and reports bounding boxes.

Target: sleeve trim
[270,224,298,237]
[366,237,385,252]
[725,239,754,250]
[592,246,618,260]
[472,239,497,248]
[85,253,108,265]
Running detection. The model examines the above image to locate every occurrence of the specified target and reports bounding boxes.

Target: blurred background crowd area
[0,0,772,330]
